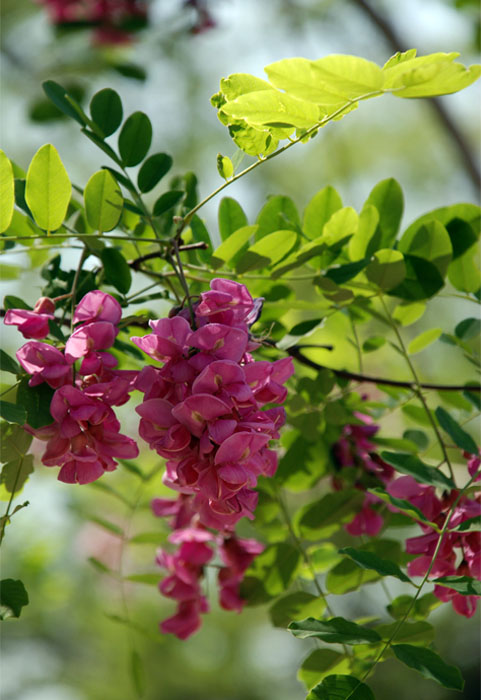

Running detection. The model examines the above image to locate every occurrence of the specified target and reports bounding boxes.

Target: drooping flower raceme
[132,278,293,638]
[331,411,394,536]
[388,461,481,618]
[7,291,139,484]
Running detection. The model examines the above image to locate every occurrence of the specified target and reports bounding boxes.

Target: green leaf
[348,205,380,260]
[380,451,455,489]
[0,402,27,425]
[42,80,88,126]
[408,328,442,354]
[327,540,405,594]
[118,112,152,167]
[323,207,358,247]
[1,455,34,494]
[256,195,299,239]
[88,556,112,574]
[403,429,429,450]
[399,220,452,277]
[387,593,441,621]
[210,225,257,269]
[125,573,160,585]
[455,516,481,532]
[307,674,375,700]
[101,248,132,294]
[0,579,29,619]
[434,406,478,454]
[288,616,381,645]
[241,542,301,605]
[368,488,438,528]
[387,52,481,98]
[137,153,173,193]
[131,650,145,697]
[338,547,412,583]
[448,243,481,293]
[392,644,464,690]
[362,336,386,353]
[295,490,364,540]
[189,215,212,264]
[88,515,124,537]
[0,151,14,233]
[90,88,123,138]
[236,229,297,273]
[325,258,369,285]
[269,592,326,628]
[303,186,343,240]
[218,197,248,241]
[388,255,445,300]
[25,144,71,232]
[84,170,123,232]
[365,249,406,290]
[375,621,434,646]
[455,317,481,341]
[153,190,184,216]
[82,128,121,164]
[365,178,404,248]
[221,89,321,129]
[0,350,20,375]
[16,378,54,429]
[392,301,426,326]
[312,54,384,96]
[432,575,481,595]
[445,217,479,259]
[0,423,32,463]
[129,532,163,544]
[216,153,234,180]
[298,650,350,691]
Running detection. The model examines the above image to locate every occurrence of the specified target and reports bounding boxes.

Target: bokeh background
[0,1,480,699]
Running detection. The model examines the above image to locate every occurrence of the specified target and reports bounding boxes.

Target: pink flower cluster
[37,0,148,45]
[332,412,394,536]
[388,466,481,618]
[132,278,293,638]
[7,291,138,484]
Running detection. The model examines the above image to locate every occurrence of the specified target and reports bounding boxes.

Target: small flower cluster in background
[132,279,293,638]
[332,414,481,618]
[5,291,139,483]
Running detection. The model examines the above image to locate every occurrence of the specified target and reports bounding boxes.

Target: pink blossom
[65,321,118,363]
[73,291,122,326]
[16,341,71,388]
[4,308,54,340]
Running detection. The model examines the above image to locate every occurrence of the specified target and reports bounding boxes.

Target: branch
[287,346,481,392]
[129,242,208,270]
[350,0,481,192]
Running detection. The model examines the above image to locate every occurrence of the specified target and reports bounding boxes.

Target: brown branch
[129,242,209,270]
[350,0,481,192]
[287,345,481,392]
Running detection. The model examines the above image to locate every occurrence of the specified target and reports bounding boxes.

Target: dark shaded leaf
[288,617,381,645]
[0,579,29,619]
[434,406,478,454]
[90,88,123,137]
[392,644,464,690]
[118,112,152,167]
[380,451,455,489]
[137,153,173,193]
[338,547,412,583]
[101,248,132,294]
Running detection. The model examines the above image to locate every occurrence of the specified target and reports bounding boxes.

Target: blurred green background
[1,1,480,699]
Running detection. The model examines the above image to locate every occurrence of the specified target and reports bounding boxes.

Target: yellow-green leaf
[84,170,123,232]
[408,328,442,354]
[0,151,14,233]
[25,144,71,232]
